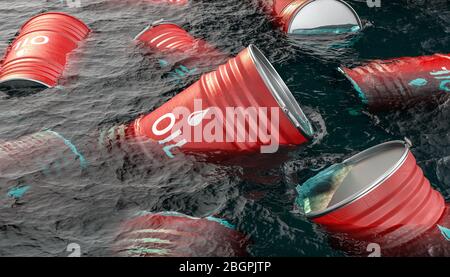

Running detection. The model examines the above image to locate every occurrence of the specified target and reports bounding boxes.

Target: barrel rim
[282,0,313,29]
[134,20,181,41]
[337,67,369,104]
[247,44,315,138]
[306,140,411,219]
[0,77,51,89]
[287,0,363,34]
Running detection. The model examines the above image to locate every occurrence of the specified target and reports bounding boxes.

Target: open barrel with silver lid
[102,44,315,158]
[266,0,362,35]
[296,140,448,254]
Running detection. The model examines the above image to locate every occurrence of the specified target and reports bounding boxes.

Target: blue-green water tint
[409,78,428,87]
[133,211,235,229]
[7,185,31,199]
[206,216,236,229]
[347,108,361,116]
[168,65,198,83]
[158,59,170,68]
[338,67,369,104]
[45,130,88,169]
[437,225,450,241]
[292,25,361,36]
[440,80,450,92]
[296,163,352,215]
[0,0,448,257]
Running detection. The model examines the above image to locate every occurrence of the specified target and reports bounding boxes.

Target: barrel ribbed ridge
[0,13,90,88]
[19,12,90,41]
[199,48,305,150]
[313,151,446,247]
[136,24,197,53]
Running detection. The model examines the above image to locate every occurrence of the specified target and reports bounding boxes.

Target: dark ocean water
[0,0,449,257]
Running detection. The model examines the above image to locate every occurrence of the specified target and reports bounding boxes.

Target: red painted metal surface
[114,212,248,257]
[135,21,226,69]
[388,204,450,256]
[135,22,197,52]
[0,12,90,89]
[328,203,450,256]
[272,0,311,33]
[339,53,450,109]
[121,45,313,157]
[309,142,446,249]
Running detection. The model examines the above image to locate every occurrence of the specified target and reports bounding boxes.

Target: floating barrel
[296,140,448,253]
[135,20,226,75]
[118,44,314,158]
[0,12,90,90]
[114,212,248,257]
[263,0,362,35]
[339,53,450,110]
[0,130,87,178]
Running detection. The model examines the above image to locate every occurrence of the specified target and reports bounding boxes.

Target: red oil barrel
[297,140,447,250]
[114,212,248,257]
[339,53,450,110]
[122,44,314,158]
[135,20,227,77]
[0,130,87,178]
[0,12,90,90]
[264,0,361,35]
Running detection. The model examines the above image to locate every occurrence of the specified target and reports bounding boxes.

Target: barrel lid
[287,0,362,35]
[134,19,181,41]
[247,44,315,138]
[299,140,411,219]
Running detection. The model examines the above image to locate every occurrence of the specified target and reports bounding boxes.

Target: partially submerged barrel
[0,130,87,178]
[0,12,90,90]
[135,20,226,76]
[296,140,446,250]
[114,212,248,257]
[267,0,362,35]
[339,53,450,110]
[123,44,314,158]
